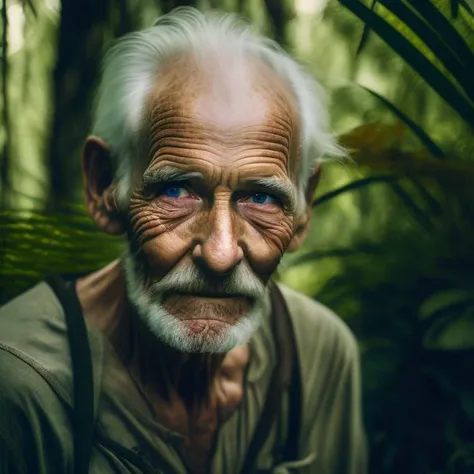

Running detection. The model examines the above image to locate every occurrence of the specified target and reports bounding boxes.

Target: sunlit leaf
[339,0,474,125]
[423,313,474,350]
[406,0,474,68]
[356,0,378,56]
[419,289,474,320]
[386,0,474,100]
[459,0,474,16]
[0,210,125,304]
[312,174,398,207]
[378,0,473,102]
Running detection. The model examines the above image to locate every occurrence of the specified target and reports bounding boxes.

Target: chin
[135,298,263,353]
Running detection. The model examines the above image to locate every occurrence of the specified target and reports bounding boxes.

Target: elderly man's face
[84,56,305,353]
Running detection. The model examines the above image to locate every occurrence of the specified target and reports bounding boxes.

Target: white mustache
[148,262,267,300]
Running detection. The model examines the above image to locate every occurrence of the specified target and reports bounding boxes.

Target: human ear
[82,136,125,235]
[287,165,321,253]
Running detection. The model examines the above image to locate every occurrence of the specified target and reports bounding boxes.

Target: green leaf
[407,0,474,68]
[378,0,473,102]
[459,0,474,16]
[423,313,474,350]
[359,86,446,158]
[339,0,474,125]
[451,0,460,18]
[312,174,398,207]
[356,0,378,56]
[411,180,443,215]
[419,290,474,320]
[285,244,382,268]
[389,181,434,230]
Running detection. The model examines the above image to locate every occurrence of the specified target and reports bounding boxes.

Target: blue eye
[250,193,276,205]
[162,185,190,199]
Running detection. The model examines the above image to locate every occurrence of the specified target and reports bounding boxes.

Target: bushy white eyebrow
[142,165,204,186]
[243,177,297,213]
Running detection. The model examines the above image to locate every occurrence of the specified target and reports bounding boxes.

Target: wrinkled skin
[79,54,319,473]
[128,57,299,330]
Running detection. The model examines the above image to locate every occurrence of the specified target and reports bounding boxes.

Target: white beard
[122,252,267,353]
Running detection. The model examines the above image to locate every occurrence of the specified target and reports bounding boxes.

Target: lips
[163,290,252,300]
[162,294,253,324]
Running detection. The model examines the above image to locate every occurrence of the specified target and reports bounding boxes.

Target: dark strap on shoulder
[46,276,95,474]
[240,282,302,473]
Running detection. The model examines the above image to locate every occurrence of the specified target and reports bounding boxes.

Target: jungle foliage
[1,1,474,473]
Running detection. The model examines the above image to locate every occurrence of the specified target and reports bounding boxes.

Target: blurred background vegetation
[1,0,474,472]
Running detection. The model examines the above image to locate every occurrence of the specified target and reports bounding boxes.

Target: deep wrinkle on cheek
[128,196,187,246]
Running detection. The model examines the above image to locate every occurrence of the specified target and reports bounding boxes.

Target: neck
[76,259,225,407]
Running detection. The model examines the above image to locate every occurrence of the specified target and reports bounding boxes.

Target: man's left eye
[249,193,277,205]
[161,185,191,199]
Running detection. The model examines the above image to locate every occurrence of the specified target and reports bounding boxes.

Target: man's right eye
[160,185,191,199]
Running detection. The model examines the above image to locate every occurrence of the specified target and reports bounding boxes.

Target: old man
[0,7,366,474]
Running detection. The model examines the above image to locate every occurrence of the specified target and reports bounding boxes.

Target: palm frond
[313,174,398,207]
[406,0,474,67]
[388,181,434,230]
[451,0,460,17]
[339,0,474,125]
[377,0,473,102]
[356,0,378,56]
[0,210,125,304]
[459,0,474,16]
[358,86,446,158]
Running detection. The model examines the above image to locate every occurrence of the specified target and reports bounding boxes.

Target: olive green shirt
[0,280,366,473]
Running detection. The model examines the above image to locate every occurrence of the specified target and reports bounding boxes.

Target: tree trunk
[1,0,10,209]
[46,0,120,210]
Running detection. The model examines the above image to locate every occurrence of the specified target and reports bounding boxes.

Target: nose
[192,201,243,276]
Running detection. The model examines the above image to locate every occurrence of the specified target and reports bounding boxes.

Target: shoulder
[0,283,79,472]
[0,346,72,473]
[0,282,65,337]
[0,345,66,414]
[0,282,74,405]
[277,282,358,360]
[276,282,360,404]
[0,282,73,417]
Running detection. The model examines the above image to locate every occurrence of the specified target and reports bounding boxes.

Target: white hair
[92,7,343,212]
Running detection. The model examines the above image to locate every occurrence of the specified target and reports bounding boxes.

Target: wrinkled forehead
[140,52,300,172]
